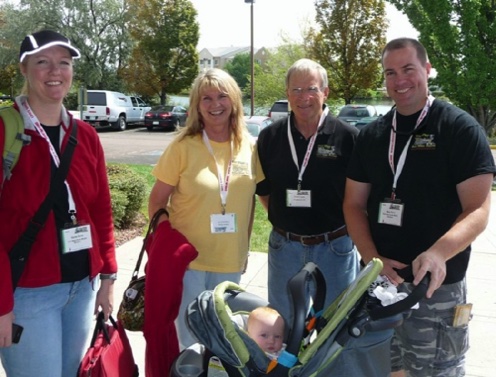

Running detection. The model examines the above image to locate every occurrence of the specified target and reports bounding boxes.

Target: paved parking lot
[97,127,177,165]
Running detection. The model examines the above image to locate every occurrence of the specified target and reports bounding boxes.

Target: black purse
[117,208,168,331]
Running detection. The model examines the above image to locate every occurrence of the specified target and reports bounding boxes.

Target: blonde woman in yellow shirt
[148,68,264,350]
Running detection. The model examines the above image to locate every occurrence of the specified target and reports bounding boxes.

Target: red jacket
[0,106,116,315]
[143,220,198,377]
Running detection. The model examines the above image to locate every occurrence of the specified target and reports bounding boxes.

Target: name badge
[210,213,237,233]
[61,224,93,253]
[378,200,404,227]
[286,189,311,207]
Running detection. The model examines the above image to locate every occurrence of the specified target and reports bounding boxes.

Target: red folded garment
[143,220,198,377]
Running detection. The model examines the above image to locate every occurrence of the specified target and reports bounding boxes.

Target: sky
[190,0,419,50]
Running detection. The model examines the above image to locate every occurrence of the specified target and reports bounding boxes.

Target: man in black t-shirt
[257,59,392,377]
[344,38,496,377]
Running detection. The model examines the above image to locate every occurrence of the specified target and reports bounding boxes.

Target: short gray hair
[285,58,328,89]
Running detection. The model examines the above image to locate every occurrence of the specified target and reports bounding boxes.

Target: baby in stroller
[170,259,428,377]
[246,307,286,361]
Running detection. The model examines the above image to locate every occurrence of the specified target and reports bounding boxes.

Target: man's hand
[378,257,408,286]
[412,251,446,298]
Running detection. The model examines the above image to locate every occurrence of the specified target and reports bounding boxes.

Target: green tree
[0,0,131,91]
[122,0,199,105]
[73,0,132,89]
[0,63,17,98]
[253,43,306,107]
[389,1,496,134]
[309,0,387,104]
[224,53,251,91]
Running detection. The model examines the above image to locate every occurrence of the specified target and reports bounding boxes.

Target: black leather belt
[273,226,348,246]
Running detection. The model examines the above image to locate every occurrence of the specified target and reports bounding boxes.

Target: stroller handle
[286,262,326,355]
[368,266,430,321]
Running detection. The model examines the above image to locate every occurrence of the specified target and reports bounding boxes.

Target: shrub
[107,163,147,228]
[110,188,128,227]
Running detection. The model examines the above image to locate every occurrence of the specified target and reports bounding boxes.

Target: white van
[82,90,150,131]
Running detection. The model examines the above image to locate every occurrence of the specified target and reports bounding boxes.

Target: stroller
[170,258,428,377]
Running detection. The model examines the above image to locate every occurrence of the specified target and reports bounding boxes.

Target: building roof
[199,46,256,59]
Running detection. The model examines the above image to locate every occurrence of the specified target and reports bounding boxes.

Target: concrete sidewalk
[1,194,495,376]
[115,195,496,376]
[111,238,270,376]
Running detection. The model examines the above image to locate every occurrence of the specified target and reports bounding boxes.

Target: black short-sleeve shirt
[347,99,496,283]
[256,112,358,235]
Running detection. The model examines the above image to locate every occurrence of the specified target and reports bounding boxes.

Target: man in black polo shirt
[257,59,392,376]
[344,38,495,376]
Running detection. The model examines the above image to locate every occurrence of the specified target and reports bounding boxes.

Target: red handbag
[78,312,139,377]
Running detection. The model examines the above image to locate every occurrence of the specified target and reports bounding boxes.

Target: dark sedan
[144,105,188,131]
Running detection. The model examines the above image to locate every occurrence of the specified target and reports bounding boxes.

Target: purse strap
[9,121,78,289]
[130,208,168,280]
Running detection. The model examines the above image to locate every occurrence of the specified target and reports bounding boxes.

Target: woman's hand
[94,279,115,321]
[0,311,14,348]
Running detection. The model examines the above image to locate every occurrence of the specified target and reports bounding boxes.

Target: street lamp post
[245,0,255,116]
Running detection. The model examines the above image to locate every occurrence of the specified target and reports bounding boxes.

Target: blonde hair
[19,60,28,95]
[247,307,284,329]
[179,68,245,154]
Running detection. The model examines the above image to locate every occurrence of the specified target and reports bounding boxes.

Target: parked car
[244,115,274,141]
[144,105,188,131]
[375,104,393,116]
[337,104,377,127]
[268,100,289,121]
[355,116,379,132]
[82,90,151,131]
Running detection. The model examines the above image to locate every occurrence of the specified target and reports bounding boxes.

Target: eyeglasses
[290,86,324,97]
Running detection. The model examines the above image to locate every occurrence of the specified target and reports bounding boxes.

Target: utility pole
[245,0,255,116]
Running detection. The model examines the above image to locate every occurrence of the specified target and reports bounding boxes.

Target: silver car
[268,100,289,121]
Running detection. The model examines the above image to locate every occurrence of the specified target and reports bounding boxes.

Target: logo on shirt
[316,145,337,159]
[411,134,436,150]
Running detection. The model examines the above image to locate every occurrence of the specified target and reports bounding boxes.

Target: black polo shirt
[347,100,496,283]
[256,112,358,235]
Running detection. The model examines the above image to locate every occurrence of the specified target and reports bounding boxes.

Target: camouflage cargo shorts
[391,279,469,377]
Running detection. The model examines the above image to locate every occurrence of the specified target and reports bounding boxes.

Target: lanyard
[15,97,77,222]
[388,95,434,199]
[202,130,233,214]
[287,106,329,191]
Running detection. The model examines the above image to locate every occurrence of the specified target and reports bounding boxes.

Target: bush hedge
[107,163,147,229]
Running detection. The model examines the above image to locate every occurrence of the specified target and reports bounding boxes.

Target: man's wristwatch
[100,273,117,280]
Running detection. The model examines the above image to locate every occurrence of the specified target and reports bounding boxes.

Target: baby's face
[248,315,284,354]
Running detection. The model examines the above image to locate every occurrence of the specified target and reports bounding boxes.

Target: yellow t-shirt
[152,133,264,273]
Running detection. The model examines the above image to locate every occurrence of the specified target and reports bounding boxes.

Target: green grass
[123,164,270,252]
[251,201,271,252]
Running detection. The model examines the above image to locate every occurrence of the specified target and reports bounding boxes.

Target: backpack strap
[9,120,78,289]
[0,107,31,183]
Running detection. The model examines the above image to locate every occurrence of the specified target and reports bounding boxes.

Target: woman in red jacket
[0,30,117,377]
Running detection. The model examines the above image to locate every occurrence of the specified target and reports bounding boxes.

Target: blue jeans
[0,278,97,377]
[268,230,393,376]
[268,229,359,326]
[176,269,241,350]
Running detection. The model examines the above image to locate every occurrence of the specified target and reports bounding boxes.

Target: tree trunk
[467,104,496,136]
[160,91,167,106]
